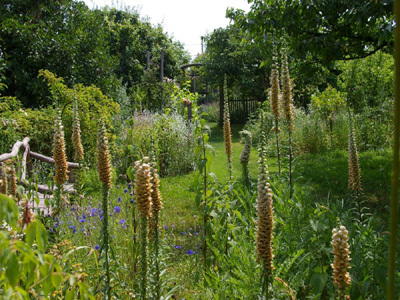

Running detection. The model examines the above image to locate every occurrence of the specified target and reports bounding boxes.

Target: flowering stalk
[97,120,112,299]
[331,225,351,299]
[53,113,68,213]
[281,47,294,199]
[9,167,17,199]
[256,128,274,299]
[223,74,233,180]
[150,162,162,300]
[135,158,152,300]
[270,44,281,175]
[239,130,252,188]
[348,113,362,221]
[72,98,84,202]
[1,169,7,195]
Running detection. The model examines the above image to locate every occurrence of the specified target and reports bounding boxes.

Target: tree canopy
[0,0,190,108]
[228,0,394,63]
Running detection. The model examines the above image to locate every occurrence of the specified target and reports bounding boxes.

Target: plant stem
[288,128,293,199]
[202,135,208,270]
[140,215,149,300]
[154,213,160,300]
[274,116,281,176]
[101,184,111,299]
[388,0,400,297]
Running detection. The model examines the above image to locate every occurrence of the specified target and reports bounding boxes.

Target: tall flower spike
[223,74,232,163]
[256,130,274,274]
[72,99,84,162]
[53,113,68,186]
[281,48,294,129]
[348,114,361,191]
[97,120,112,188]
[239,130,252,165]
[270,47,280,118]
[331,225,351,298]
[150,163,162,216]
[1,170,7,195]
[135,158,152,217]
[9,167,17,198]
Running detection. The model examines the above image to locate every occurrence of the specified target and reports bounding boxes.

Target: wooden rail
[0,137,80,194]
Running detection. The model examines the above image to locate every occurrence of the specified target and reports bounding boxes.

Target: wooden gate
[228,98,261,124]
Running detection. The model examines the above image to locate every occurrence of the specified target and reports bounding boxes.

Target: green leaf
[6,251,19,288]
[310,272,328,296]
[0,194,18,227]
[25,221,37,248]
[35,220,48,252]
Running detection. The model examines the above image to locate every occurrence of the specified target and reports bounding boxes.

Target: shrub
[199,102,220,123]
[115,110,195,181]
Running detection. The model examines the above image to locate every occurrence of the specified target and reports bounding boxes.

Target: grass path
[159,122,278,231]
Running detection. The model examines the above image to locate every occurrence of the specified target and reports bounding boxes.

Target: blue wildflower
[124,189,128,193]
[175,245,182,249]
[119,219,126,225]
[163,225,167,230]
[95,245,100,250]
[194,231,198,236]
[128,183,132,190]
[186,249,193,255]
[130,199,134,204]
[181,232,186,236]
[80,218,85,223]
[118,196,122,202]
[114,206,121,213]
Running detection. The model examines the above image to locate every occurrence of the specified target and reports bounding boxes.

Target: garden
[0,0,399,299]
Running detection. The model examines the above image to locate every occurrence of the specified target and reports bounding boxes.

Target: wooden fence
[228,98,261,124]
[0,137,79,195]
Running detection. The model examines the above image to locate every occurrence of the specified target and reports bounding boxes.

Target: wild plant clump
[118,111,195,178]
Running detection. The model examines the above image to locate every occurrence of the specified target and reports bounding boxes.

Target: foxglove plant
[239,130,252,188]
[97,120,112,299]
[256,128,274,299]
[72,98,84,202]
[53,113,68,213]
[331,225,351,299]
[270,44,281,175]
[223,75,233,180]
[281,46,294,198]
[135,157,153,300]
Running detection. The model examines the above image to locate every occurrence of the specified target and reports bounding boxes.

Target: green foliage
[228,0,394,63]
[311,85,346,120]
[0,97,56,155]
[337,51,395,111]
[0,0,189,108]
[202,26,266,100]
[115,110,195,181]
[0,194,94,299]
[39,70,120,164]
[199,102,220,123]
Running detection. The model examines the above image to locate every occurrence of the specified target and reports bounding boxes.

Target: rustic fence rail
[0,137,79,194]
[228,98,261,124]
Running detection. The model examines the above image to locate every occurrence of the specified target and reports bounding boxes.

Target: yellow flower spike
[150,164,162,215]
[53,114,69,186]
[331,225,351,298]
[135,159,153,217]
[270,56,280,118]
[0,172,7,195]
[9,167,17,198]
[281,49,294,129]
[97,120,112,188]
[72,99,84,162]
[256,155,274,275]
[223,75,232,163]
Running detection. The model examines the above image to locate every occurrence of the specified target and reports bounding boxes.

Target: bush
[114,110,195,181]
[199,102,220,123]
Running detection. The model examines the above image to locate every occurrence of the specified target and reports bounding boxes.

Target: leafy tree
[228,0,394,63]
[202,26,266,100]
